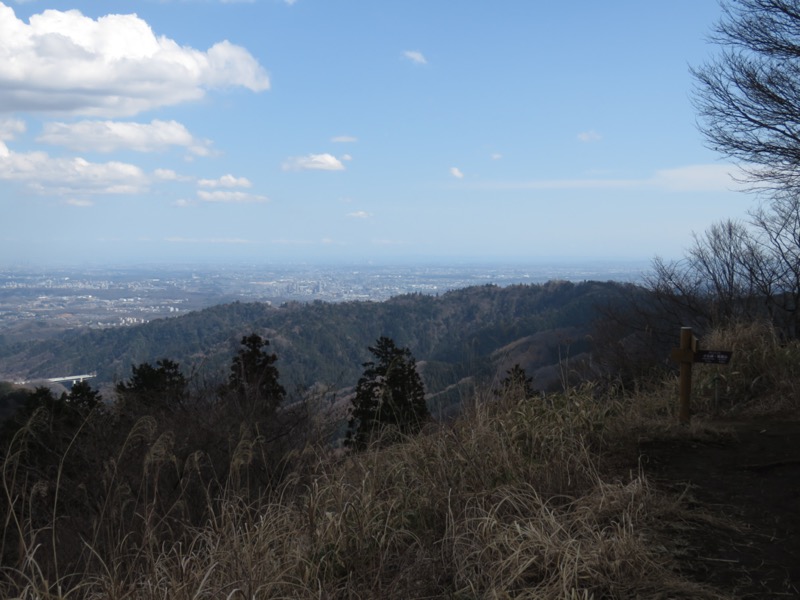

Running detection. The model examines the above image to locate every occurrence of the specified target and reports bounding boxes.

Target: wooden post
[670,328,731,424]
[678,327,693,423]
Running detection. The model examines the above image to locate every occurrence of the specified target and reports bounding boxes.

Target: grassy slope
[2,321,796,598]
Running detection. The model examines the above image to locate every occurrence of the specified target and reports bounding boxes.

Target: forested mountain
[0,280,653,407]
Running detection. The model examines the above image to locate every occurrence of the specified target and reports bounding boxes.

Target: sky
[0,0,757,267]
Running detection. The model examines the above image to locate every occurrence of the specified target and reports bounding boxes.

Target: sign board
[693,350,733,365]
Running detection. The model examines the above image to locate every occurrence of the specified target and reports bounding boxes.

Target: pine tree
[345,336,429,450]
[228,333,285,419]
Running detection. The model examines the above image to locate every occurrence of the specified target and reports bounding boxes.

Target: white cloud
[464,164,746,192]
[197,190,268,203]
[198,174,252,188]
[0,2,269,117]
[403,50,427,65]
[651,164,742,191]
[577,130,602,143]
[281,153,345,171]
[0,143,148,195]
[165,236,257,244]
[284,0,298,5]
[37,119,212,155]
[0,118,26,141]
[491,153,503,160]
[64,198,93,207]
[450,167,464,179]
[154,168,192,181]
[347,210,371,219]
[340,154,353,161]
[331,135,357,143]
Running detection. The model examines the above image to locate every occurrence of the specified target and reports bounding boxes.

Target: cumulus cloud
[450,167,464,179]
[0,118,26,141]
[331,135,357,143]
[281,153,345,171]
[197,190,268,203]
[0,2,269,117]
[347,210,371,218]
[37,119,213,155]
[0,143,148,195]
[198,174,252,188]
[577,130,602,143]
[403,50,427,65]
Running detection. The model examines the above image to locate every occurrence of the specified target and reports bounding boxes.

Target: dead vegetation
[1,324,798,599]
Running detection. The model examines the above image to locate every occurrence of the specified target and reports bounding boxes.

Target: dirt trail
[640,419,800,598]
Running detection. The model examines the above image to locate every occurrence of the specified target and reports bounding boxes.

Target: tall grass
[693,320,800,415]
[5,320,797,598]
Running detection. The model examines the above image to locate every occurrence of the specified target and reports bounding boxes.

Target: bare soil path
[640,419,800,598]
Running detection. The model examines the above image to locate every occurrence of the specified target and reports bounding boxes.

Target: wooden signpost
[670,327,732,423]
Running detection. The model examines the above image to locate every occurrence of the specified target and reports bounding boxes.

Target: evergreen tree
[116,359,187,412]
[65,380,102,411]
[345,336,429,450]
[496,364,535,401]
[228,333,285,418]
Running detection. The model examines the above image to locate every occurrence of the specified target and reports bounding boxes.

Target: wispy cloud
[0,3,269,117]
[450,167,464,179]
[0,118,25,141]
[37,119,213,155]
[155,169,191,181]
[577,130,602,143]
[490,152,503,160]
[165,236,257,244]
[281,153,345,171]
[64,198,93,207]
[463,164,745,192]
[198,174,252,188]
[403,50,427,65]
[348,210,371,218]
[197,190,269,203]
[652,164,742,191]
[331,135,357,143]
[372,239,408,246]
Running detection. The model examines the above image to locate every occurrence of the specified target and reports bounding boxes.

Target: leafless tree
[644,220,766,333]
[750,193,800,335]
[692,0,800,192]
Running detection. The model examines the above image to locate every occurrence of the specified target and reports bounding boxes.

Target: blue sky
[0,0,755,266]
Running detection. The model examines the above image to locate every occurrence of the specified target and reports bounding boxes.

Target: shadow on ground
[641,419,800,598]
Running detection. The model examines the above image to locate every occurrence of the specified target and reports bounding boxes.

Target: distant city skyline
[0,1,755,266]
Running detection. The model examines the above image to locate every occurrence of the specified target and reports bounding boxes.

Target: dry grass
[692,321,800,415]
[4,321,798,598]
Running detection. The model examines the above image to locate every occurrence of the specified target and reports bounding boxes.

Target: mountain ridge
[0,280,645,403]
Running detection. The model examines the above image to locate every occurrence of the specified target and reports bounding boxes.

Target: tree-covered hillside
[0,280,648,400]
